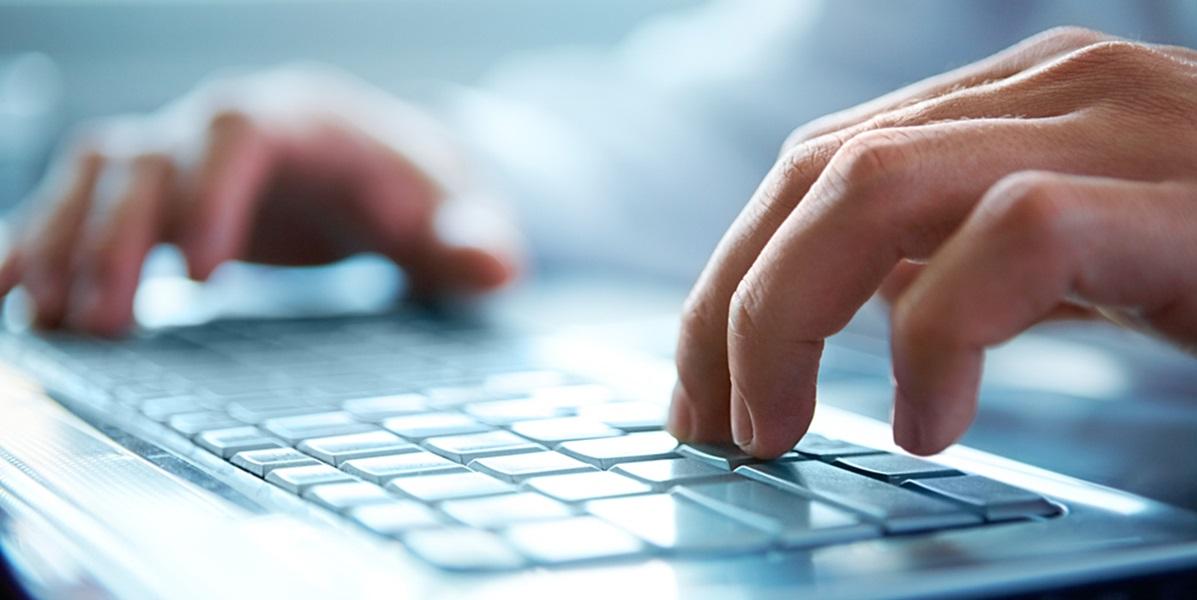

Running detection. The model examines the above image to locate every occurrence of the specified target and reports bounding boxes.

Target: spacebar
[738,461,981,533]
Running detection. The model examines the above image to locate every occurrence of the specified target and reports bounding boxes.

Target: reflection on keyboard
[21,315,1061,572]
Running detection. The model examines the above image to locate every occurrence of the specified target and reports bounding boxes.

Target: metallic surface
[0,279,1195,599]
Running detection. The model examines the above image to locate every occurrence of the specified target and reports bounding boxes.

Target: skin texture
[3,28,1196,459]
[0,67,524,336]
[668,27,1197,458]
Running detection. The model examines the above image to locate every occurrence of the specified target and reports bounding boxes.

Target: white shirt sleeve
[440,0,1189,281]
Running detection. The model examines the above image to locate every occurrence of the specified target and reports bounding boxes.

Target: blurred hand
[0,67,523,336]
[668,27,1197,458]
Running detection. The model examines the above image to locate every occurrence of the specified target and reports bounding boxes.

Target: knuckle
[762,139,838,211]
[775,135,840,182]
[780,115,840,154]
[1038,26,1108,49]
[980,171,1076,245]
[1051,40,1156,77]
[828,129,919,188]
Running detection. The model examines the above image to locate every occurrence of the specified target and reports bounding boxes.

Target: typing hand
[0,67,522,336]
[668,27,1197,458]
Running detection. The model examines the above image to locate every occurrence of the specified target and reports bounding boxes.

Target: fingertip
[730,381,813,459]
[891,387,926,454]
[738,413,805,460]
[450,245,521,292]
[184,249,218,282]
[666,382,695,441]
[180,227,233,282]
[892,386,968,456]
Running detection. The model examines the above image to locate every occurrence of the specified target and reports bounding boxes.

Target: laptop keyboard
[9,314,1062,571]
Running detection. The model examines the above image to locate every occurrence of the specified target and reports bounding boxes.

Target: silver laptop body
[0,276,1194,599]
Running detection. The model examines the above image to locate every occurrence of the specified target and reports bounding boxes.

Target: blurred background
[0,0,698,210]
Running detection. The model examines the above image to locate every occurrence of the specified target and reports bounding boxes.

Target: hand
[668,27,1197,458]
[0,67,523,336]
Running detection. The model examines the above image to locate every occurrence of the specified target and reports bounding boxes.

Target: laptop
[0,265,1194,599]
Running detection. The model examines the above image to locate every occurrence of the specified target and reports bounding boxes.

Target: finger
[66,155,172,336]
[177,110,273,280]
[671,73,1115,447]
[403,197,524,296]
[877,260,924,304]
[329,131,523,296]
[0,248,22,299]
[725,116,1151,458]
[669,37,1162,445]
[890,172,1197,455]
[22,149,105,328]
[780,26,1116,150]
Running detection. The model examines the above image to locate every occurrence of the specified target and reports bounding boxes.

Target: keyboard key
[350,501,442,536]
[483,370,568,394]
[678,443,802,471]
[383,413,491,440]
[464,398,571,425]
[140,395,213,421]
[226,397,331,423]
[834,454,962,483]
[261,411,376,444]
[440,492,573,528]
[557,431,679,469]
[469,451,596,483]
[342,452,466,483]
[509,417,623,445]
[423,431,543,463]
[266,464,354,494]
[231,447,320,476]
[794,434,885,460]
[113,380,190,403]
[312,374,400,396]
[167,411,241,437]
[586,494,772,554]
[195,426,282,458]
[297,431,417,466]
[303,481,393,512]
[577,401,666,432]
[528,384,616,409]
[389,472,515,503]
[504,516,645,564]
[740,461,981,533]
[424,385,513,408]
[902,475,1060,520]
[403,528,525,571]
[341,394,429,422]
[526,471,653,503]
[676,480,879,548]
[612,458,736,491]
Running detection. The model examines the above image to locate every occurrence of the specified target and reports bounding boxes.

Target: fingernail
[730,387,753,449]
[892,387,924,452]
[667,382,694,440]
